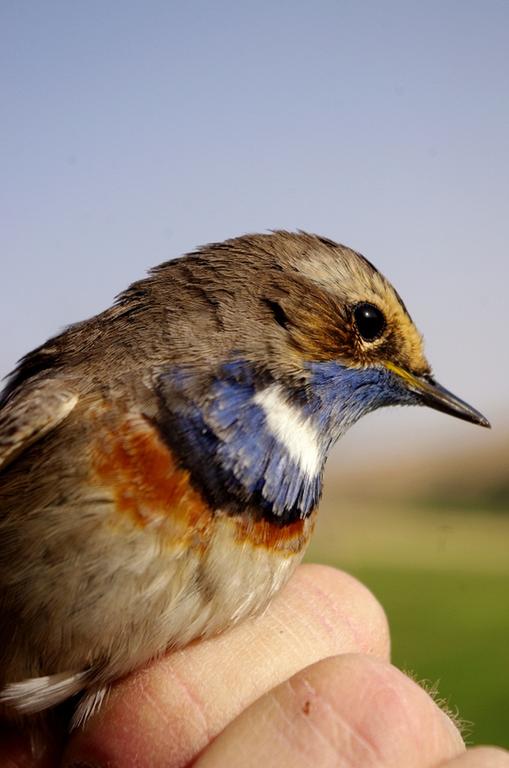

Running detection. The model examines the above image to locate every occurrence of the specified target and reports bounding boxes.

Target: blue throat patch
[304,360,416,442]
[156,359,414,524]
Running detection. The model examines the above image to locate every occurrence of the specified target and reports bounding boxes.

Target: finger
[439,746,509,767]
[63,564,389,768]
[195,654,465,768]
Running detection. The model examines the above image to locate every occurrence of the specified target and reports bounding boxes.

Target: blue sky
[1,1,507,463]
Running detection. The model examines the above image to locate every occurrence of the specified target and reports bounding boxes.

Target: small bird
[0,231,489,731]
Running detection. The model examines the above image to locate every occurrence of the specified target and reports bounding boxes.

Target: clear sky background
[1,1,508,466]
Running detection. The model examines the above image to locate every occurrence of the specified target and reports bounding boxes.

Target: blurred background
[1,0,508,748]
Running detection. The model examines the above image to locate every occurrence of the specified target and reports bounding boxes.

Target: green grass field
[348,567,508,747]
[306,503,509,748]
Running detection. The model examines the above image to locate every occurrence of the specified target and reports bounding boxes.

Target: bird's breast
[84,408,314,659]
[90,408,315,559]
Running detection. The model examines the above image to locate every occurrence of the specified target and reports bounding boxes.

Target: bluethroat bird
[0,231,489,732]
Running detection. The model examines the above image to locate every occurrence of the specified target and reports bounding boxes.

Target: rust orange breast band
[91,415,213,545]
[91,414,313,556]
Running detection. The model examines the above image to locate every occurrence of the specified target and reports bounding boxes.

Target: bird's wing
[0,379,78,472]
[0,669,90,716]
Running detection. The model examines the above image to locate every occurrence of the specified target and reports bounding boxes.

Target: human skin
[1,565,507,767]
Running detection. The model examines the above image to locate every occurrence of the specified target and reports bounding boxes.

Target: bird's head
[149,231,489,522]
[240,231,489,432]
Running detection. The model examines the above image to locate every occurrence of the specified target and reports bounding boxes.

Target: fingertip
[195,653,465,767]
[440,745,509,767]
[293,563,391,659]
[306,653,465,756]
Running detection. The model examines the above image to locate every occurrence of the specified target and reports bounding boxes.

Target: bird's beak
[384,362,491,428]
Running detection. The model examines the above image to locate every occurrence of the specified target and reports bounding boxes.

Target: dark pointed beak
[384,362,491,428]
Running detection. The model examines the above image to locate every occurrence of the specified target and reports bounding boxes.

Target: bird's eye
[353,303,386,341]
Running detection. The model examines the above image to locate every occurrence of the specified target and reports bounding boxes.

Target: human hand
[2,565,507,767]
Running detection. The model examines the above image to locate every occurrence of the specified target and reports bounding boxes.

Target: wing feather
[0,670,89,714]
[0,380,78,471]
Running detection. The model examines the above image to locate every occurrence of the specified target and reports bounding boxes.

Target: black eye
[353,303,386,341]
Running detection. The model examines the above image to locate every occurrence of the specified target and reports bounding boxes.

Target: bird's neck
[156,362,329,525]
[156,359,397,524]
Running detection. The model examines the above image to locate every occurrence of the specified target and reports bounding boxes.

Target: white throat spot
[253,386,321,477]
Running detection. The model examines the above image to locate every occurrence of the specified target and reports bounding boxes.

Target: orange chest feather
[90,414,314,557]
[91,416,212,546]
